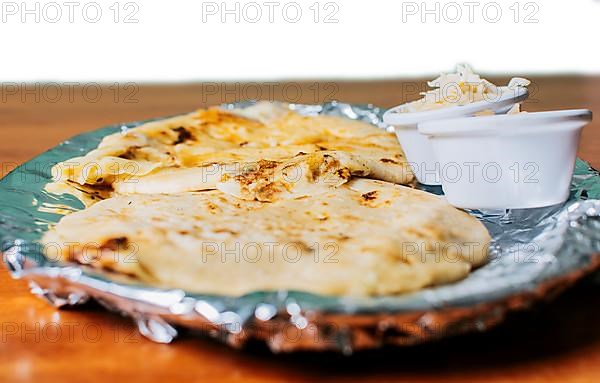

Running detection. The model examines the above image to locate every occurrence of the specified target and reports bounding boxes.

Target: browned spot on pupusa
[172,127,194,145]
[335,168,351,180]
[359,190,384,207]
[315,211,330,221]
[214,228,239,235]
[380,158,399,164]
[288,240,314,255]
[205,201,222,213]
[336,234,351,241]
[234,159,278,184]
[255,181,287,202]
[101,237,129,251]
[361,191,378,201]
[118,146,142,160]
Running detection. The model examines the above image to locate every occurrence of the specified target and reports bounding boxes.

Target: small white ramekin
[418,109,592,209]
[383,86,528,185]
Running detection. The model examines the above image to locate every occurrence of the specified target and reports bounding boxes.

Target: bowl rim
[383,86,529,126]
[418,109,592,137]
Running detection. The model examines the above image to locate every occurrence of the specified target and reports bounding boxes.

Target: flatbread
[42,179,490,297]
[215,151,371,202]
[47,103,413,203]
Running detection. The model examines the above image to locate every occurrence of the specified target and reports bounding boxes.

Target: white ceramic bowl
[418,109,592,209]
[383,86,529,185]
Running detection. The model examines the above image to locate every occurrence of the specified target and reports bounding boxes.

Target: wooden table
[1,78,600,382]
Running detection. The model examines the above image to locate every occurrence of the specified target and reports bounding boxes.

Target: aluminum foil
[2,102,600,353]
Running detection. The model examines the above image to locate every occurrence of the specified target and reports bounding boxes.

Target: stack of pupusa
[47,102,414,204]
[43,102,490,297]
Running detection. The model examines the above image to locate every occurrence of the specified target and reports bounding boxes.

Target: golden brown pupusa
[47,102,413,202]
[43,179,490,297]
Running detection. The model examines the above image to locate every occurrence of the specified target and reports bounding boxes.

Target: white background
[1,0,599,81]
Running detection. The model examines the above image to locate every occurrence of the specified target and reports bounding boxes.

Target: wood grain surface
[1,77,599,382]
